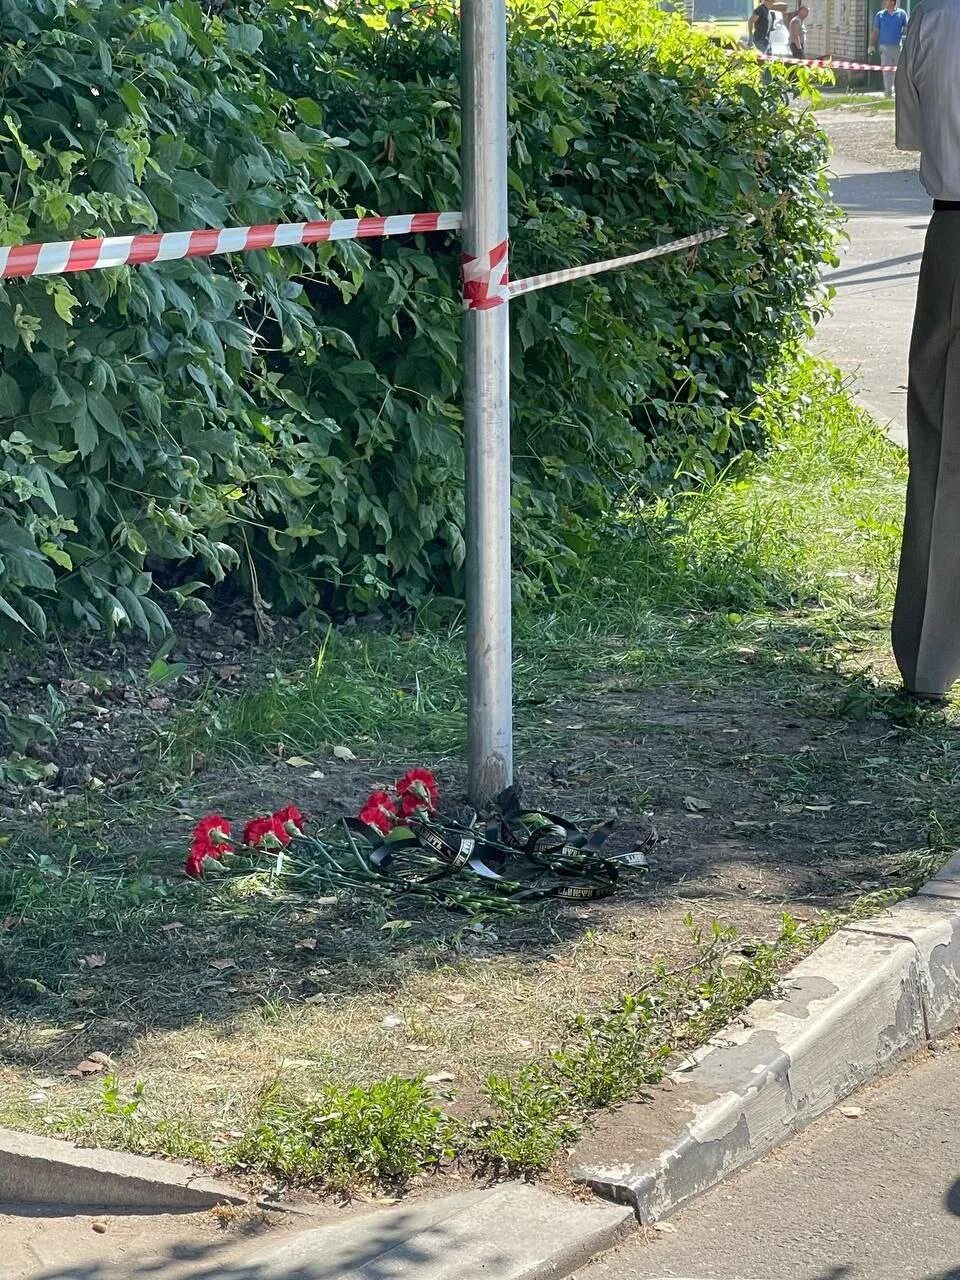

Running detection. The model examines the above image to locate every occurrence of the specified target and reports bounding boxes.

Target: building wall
[806,0,869,58]
[807,0,910,63]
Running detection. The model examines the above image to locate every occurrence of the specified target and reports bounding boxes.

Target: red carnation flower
[359,790,399,836]
[243,816,283,848]
[396,768,438,818]
[184,837,231,879]
[273,805,306,835]
[192,815,232,847]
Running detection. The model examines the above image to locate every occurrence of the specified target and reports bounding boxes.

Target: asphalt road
[812,118,930,448]
[575,1037,960,1280]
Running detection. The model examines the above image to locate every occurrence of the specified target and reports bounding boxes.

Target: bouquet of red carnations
[182,770,652,915]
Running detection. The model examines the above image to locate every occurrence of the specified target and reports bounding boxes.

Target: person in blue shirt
[869,0,909,98]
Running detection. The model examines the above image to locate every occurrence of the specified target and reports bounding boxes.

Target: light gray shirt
[896,0,960,199]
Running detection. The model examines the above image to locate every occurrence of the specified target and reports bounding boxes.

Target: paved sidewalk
[576,1037,960,1280]
[812,141,929,447]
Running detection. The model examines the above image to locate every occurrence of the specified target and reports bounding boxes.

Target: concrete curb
[570,858,960,1222]
[6,1184,634,1279]
[228,1184,634,1280]
[0,1128,247,1210]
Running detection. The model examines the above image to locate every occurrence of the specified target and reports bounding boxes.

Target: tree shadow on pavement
[19,1200,498,1280]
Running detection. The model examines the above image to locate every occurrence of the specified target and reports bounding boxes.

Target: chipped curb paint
[570,857,960,1222]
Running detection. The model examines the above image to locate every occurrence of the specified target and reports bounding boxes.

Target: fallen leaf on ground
[840,1105,863,1118]
[209,957,238,972]
[28,1091,48,1104]
[652,1222,678,1234]
[333,745,356,762]
[82,954,107,969]
[33,1078,58,1089]
[304,993,326,1004]
[286,756,315,768]
[444,993,467,1005]
[382,1014,404,1028]
[295,938,318,951]
[161,922,184,934]
[425,1072,455,1085]
[406,1043,430,1051]
[683,796,711,813]
[87,1051,115,1067]
[71,1058,107,1077]
[309,770,326,780]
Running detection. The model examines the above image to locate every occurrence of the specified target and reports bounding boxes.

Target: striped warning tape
[0,211,464,280]
[763,52,898,71]
[0,207,744,308]
[505,225,733,302]
[462,240,511,311]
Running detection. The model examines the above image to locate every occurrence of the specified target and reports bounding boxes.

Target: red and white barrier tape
[0,206,742,308]
[0,211,464,281]
[505,225,732,302]
[462,240,511,311]
[764,52,897,71]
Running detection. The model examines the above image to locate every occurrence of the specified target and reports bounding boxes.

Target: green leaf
[295,97,324,127]
[73,410,98,458]
[0,594,32,633]
[40,542,72,571]
[115,585,151,637]
[86,390,122,437]
[50,282,78,325]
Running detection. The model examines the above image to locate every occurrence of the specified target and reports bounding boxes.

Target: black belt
[933,200,960,211]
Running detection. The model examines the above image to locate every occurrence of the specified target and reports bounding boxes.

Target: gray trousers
[879,43,900,96]
[893,212,960,695]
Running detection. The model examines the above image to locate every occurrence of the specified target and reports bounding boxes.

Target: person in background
[749,0,775,53]
[788,4,809,57]
[891,0,960,700]
[870,0,909,98]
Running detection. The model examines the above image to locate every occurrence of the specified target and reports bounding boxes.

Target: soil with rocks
[819,108,917,171]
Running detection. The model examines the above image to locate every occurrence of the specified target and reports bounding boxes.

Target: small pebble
[91,1222,107,1234]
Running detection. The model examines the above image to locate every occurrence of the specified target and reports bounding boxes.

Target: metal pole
[461,0,513,807]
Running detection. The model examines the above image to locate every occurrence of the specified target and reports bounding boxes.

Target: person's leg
[893,213,960,696]
[880,43,899,96]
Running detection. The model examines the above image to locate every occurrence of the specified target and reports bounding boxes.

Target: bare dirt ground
[818,106,913,170]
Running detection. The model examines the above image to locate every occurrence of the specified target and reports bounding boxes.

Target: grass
[815,92,895,111]
[163,359,902,767]
[27,897,933,1187]
[3,355,958,1195]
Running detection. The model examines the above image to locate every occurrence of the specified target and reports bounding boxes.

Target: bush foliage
[0,0,838,637]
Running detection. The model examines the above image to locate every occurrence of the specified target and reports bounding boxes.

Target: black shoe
[901,687,949,705]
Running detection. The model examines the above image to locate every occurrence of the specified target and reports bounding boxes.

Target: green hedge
[0,0,838,635]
